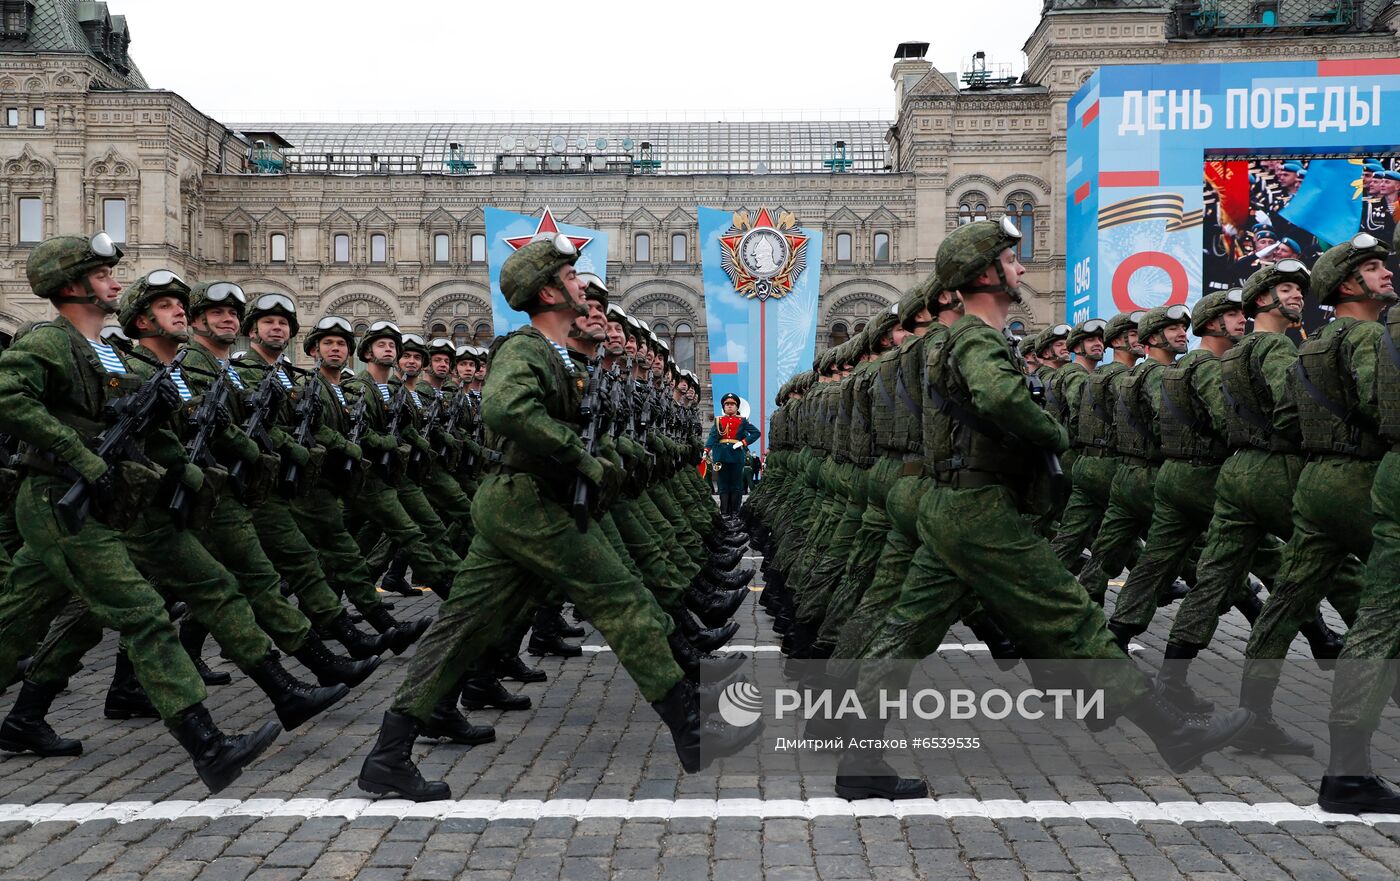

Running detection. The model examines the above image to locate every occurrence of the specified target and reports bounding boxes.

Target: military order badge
[718,208,809,301]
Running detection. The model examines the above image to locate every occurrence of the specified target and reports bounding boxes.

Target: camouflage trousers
[1243,456,1375,694]
[346,475,453,591]
[611,499,687,616]
[1050,451,1119,568]
[0,476,206,720]
[1078,462,1158,604]
[794,463,868,629]
[391,473,685,720]
[1166,449,1345,649]
[292,485,388,615]
[816,455,907,651]
[857,483,1149,716]
[360,481,461,582]
[1330,452,1400,731]
[247,496,347,629]
[26,505,278,692]
[1109,460,1273,637]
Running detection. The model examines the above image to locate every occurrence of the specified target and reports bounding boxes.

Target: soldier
[1032,323,1072,381]
[1076,306,1193,606]
[1239,233,1393,756]
[707,393,761,517]
[0,234,279,792]
[1105,290,1273,660]
[1049,312,1142,571]
[1159,261,1345,708]
[1320,228,1400,814]
[835,219,1250,800]
[358,235,759,801]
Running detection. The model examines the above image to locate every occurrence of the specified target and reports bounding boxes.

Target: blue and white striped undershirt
[170,368,193,402]
[219,360,246,390]
[330,384,347,406]
[375,383,391,403]
[273,369,293,390]
[86,339,127,374]
[547,340,576,374]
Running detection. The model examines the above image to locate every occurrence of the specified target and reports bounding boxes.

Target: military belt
[1117,453,1157,468]
[1163,452,1225,467]
[899,461,925,477]
[1077,446,1112,459]
[932,469,1009,490]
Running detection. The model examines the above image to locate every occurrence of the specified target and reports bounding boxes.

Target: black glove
[154,376,184,418]
[89,466,117,509]
[213,402,233,432]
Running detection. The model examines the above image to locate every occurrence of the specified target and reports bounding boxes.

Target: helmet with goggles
[1191,288,1246,337]
[241,292,300,336]
[500,234,581,312]
[355,319,402,361]
[1242,259,1310,320]
[935,217,1024,301]
[1311,232,1394,305]
[302,315,355,356]
[118,269,191,339]
[26,232,124,310]
[398,332,429,358]
[1137,304,1191,345]
[188,281,247,320]
[1066,318,1107,351]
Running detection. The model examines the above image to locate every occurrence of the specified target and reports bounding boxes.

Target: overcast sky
[119,0,1045,121]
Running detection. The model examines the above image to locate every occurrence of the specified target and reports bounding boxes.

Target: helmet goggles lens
[367,320,400,335]
[1164,304,1190,322]
[90,232,117,258]
[146,269,185,289]
[1273,258,1309,276]
[253,293,296,314]
[998,215,1022,239]
[1225,288,1245,305]
[315,316,353,335]
[1081,319,1107,334]
[400,333,426,348]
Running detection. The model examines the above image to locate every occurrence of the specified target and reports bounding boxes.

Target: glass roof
[231,120,895,175]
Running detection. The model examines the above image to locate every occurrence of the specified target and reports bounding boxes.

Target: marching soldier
[706,393,761,517]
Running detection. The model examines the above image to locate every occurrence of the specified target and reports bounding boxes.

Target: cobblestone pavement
[3,552,1400,881]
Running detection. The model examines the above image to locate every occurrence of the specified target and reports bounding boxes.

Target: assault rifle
[379,383,411,472]
[227,361,283,492]
[1004,327,1068,511]
[169,363,229,529]
[571,345,607,532]
[438,390,468,460]
[607,361,628,441]
[280,372,322,497]
[342,391,370,476]
[55,349,190,535]
[411,391,443,471]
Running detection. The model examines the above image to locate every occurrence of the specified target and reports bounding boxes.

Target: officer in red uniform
[706,393,762,516]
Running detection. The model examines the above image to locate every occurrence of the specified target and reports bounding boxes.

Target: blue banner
[699,206,822,453]
[1279,159,1367,248]
[485,206,609,337]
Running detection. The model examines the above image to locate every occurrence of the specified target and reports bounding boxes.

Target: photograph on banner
[1202,154,1400,331]
[1066,60,1400,328]
[484,206,609,337]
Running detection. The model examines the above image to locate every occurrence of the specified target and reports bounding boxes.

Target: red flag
[1204,160,1251,231]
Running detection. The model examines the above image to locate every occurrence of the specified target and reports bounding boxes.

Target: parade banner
[1066,60,1400,327]
[699,206,822,454]
[485,206,609,337]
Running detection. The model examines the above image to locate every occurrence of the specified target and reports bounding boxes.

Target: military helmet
[1191,288,1245,336]
[241,292,299,336]
[500,234,579,311]
[398,332,429,358]
[1066,318,1107,351]
[935,217,1024,300]
[1310,233,1394,305]
[1137,304,1191,344]
[188,281,247,321]
[1034,323,1072,357]
[427,337,457,362]
[1242,259,1310,318]
[303,315,355,356]
[1103,310,1145,347]
[866,307,900,352]
[897,275,936,330]
[118,269,191,337]
[578,272,609,308]
[605,303,629,325]
[355,319,402,361]
[26,232,123,302]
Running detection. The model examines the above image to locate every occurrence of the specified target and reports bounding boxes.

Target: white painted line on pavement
[0,797,1384,826]
[579,643,1147,655]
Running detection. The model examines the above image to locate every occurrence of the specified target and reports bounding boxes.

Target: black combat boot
[169,703,281,794]
[1232,676,1314,755]
[706,547,744,571]
[105,649,159,720]
[1157,577,1191,607]
[834,717,928,801]
[1122,684,1253,772]
[1107,622,1137,656]
[358,710,451,801]
[697,567,755,592]
[421,681,496,746]
[966,616,1021,672]
[1319,724,1400,814]
[492,653,547,684]
[549,606,585,639]
[651,678,764,773]
[379,553,423,597]
[1233,578,1265,624]
[246,654,349,731]
[684,586,749,628]
[292,635,381,688]
[527,608,582,658]
[1300,609,1344,670]
[668,631,746,681]
[364,605,432,656]
[179,620,232,686]
[705,532,749,552]
[460,673,532,711]
[323,611,395,660]
[676,608,740,653]
[0,680,83,757]
[1156,643,1214,714]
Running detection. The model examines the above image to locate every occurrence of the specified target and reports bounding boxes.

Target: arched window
[872,232,890,264]
[353,321,369,335]
[634,232,651,263]
[370,233,387,264]
[830,322,849,348]
[470,233,486,263]
[1006,199,1035,261]
[1008,320,1026,336]
[431,322,447,337]
[333,233,350,263]
[653,320,671,338]
[672,322,695,371]
[854,320,868,335]
[233,233,250,263]
[671,232,687,263]
[433,233,450,264]
[958,196,988,225]
[452,322,469,347]
[835,232,852,262]
[473,321,492,345]
[269,233,286,263]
